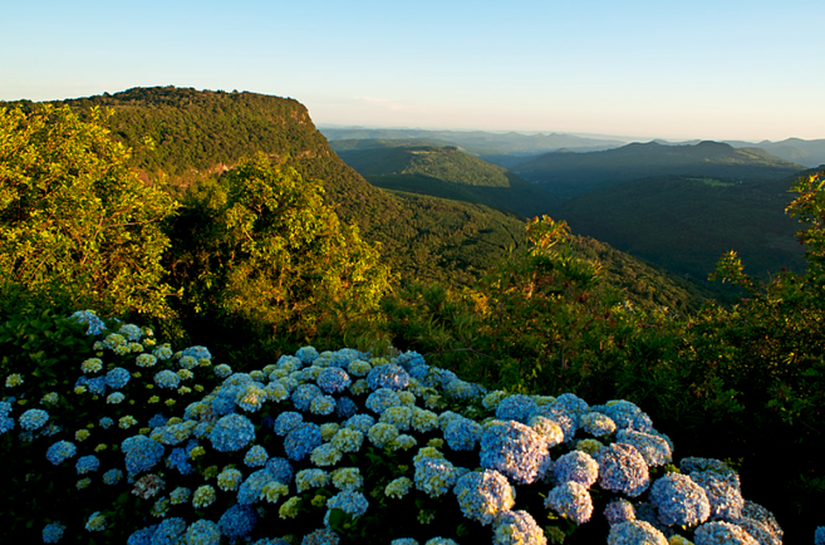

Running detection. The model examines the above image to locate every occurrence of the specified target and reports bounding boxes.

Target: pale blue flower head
[366,363,410,391]
[19,408,49,431]
[208,413,255,452]
[46,440,77,465]
[480,420,551,485]
[453,469,515,526]
[649,473,710,527]
[218,504,257,539]
[596,443,650,497]
[545,481,594,525]
[607,520,667,545]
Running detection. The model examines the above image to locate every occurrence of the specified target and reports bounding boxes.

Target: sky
[2,0,824,141]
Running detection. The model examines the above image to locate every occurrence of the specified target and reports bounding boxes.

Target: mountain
[515,140,806,200]
[549,173,806,280]
[1,86,716,307]
[320,127,628,168]
[329,140,559,217]
[727,138,825,168]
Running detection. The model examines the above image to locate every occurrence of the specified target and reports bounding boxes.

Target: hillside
[330,140,559,217]
[728,137,825,168]
[515,140,806,200]
[551,174,806,280]
[0,87,715,308]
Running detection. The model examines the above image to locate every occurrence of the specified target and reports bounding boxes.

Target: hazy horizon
[3,1,824,142]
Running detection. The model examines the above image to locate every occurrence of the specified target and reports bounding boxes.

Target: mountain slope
[1,86,714,307]
[550,174,806,280]
[331,141,559,217]
[516,140,806,200]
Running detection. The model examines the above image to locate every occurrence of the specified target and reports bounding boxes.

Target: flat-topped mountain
[515,140,806,200]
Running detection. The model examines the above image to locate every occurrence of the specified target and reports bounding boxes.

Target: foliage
[0,104,179,318]
[552,174,806,281]
[168,153,391,349]
[0,307,780,544]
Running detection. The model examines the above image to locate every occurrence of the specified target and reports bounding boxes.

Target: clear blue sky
[2,0,823,141]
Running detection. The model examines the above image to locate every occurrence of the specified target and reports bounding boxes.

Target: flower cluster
[0,312,787,545]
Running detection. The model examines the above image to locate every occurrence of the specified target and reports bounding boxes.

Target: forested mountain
[727,137,825,168]
[550,174,806,280]
[514,140,806,200]
[0,86,708,307]
[330,140,560,217]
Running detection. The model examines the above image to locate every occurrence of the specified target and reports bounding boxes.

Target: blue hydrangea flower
[604,499,636,526]
[0,415,13,435]
[602,400,653,433]
[154,370,180,389]
[649,473,710,526]
[301,528,341,545]
[292,383,323,412]
[121,435,165,476]
[151,517,186,545]
[184,519,220,545]
[366,363,411,391]
[107,392,125,404]
[265,457,294,484]
[607,520,667,545]
[87,376,107,395]
[343,414,375,433]
[236,383,267,412]
[553,450,599,488]
[580,411,617,436]
[495,394,538,423]
[296,345,319,363]
[168,444,196,475]
[208,414,255,452]
[76,454,100,474]
[102,468,123,485]
[244,445,269,467]
[325,490,369,523]
[336,396,358,419]
[238,468,277,505]
[694,521,759,545]
[444,417,482,451]
[453,469,515,526]
[85,511,107,532]
[480,420,551,485]
[545,481,594,525]
[70,310,106,335]
[365,388,402,414]
[118,323,142,341]
[317,367,352,393]
[42,521,66,543]
[218,504,257,539]
[105,367,131,389]
[19,408,49,431]
[46,440,77,465]
[99,416,114,429]
[181,345,212,361]
[816,527,825,545]
[310,394,337,416]
[689,470,744,520]
[596,443,650,497]
[616,429,672,467]
[127,525,158,545]
[414,455,458,497]
[284,422,323,461]
[493,510,547,545]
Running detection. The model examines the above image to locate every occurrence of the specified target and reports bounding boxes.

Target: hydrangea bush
[0,310,793,543]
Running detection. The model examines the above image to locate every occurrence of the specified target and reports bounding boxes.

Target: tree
[0,104,178,317]
[170,153,391,343]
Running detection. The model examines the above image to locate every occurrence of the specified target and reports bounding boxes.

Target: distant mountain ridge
[329,140,559,217]
[514,140,806,200]
[320,127,627,168]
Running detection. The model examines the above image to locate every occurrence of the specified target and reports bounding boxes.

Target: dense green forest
[1,88,823,543]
